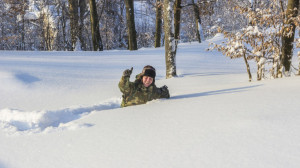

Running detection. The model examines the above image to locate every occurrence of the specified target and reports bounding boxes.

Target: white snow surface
[0,38,300,168]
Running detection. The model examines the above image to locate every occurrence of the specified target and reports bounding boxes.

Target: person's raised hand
[123,67,133,77]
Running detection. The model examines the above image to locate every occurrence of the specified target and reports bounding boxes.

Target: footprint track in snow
[0,98,121,134]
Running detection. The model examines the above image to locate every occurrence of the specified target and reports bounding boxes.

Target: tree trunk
[0,24,3,50]
[257,64,263,81]
[243,51,252,82]
[61,2,68,51]
[118,2,126,48]
[21,13,25,50]
[125,0,137,50]
[68,0,79,51]
[154,0,162,48]
[281,0,299,73]
[298,58,300,75]
[174,0,181,44]
[79,0,87,51]
[164,0,177,78]
[192,0,202,43]
[89,0,103,51]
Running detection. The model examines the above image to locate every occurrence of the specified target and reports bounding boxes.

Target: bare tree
[155,0,163,48]
[125,0,137,50]
[281,0,299,74]
[89,0,103,51]
[59,1,69,50]
[192,0,202,43]
[79,0,87,50]
[68,0,79,50]
[174,0,181,47]
[164,0,177,78]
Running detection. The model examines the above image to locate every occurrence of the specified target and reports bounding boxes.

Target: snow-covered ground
[0,36,300,168]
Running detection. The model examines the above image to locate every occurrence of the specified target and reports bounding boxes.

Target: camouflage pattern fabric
[118,74,170,107]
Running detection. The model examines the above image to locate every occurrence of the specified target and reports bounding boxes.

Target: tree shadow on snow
[171,85,262,100]
[178,72,242,77]
[15,73,40,84]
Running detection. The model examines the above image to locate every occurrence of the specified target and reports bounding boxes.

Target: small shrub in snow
[209,0,300,81]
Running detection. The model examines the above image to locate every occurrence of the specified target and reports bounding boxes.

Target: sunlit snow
[0,36,300,168]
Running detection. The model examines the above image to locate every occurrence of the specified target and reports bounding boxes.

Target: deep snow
[0,36,300,168]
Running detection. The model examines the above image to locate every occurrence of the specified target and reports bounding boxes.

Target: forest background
[1,0,300,80]
[0,0,246,51]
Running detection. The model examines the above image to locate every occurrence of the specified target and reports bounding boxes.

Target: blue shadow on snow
[15,73,40,84]
[171,85,262,100]
[0,161,8,168]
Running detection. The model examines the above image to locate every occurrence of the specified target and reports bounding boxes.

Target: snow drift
[0,38,300,168]
[0,98,121,133]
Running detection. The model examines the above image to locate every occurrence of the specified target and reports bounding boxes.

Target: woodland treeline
[0,0,246,51]
[1,0,299,79]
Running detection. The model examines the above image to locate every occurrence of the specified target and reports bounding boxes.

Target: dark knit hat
[142,65,156,78]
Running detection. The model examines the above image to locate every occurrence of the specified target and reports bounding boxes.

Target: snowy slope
[0,38,300,168]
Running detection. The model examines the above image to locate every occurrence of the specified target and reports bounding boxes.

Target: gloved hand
[123,67,133,77]
[160,85,170,98]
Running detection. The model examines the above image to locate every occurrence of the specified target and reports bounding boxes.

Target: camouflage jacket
[118,74,170,107]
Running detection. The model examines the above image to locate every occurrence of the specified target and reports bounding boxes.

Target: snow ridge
[0,98,121,134]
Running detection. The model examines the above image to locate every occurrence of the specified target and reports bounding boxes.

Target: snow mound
[0,98,121,134]
[207,33,224,43]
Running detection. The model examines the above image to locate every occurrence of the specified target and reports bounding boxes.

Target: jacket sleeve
[153,85,170,99]
[118,76,134,95]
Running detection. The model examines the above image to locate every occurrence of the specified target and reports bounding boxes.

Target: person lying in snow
[119,65,170,107]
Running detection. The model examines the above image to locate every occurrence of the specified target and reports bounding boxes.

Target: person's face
[142,76,153,87]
